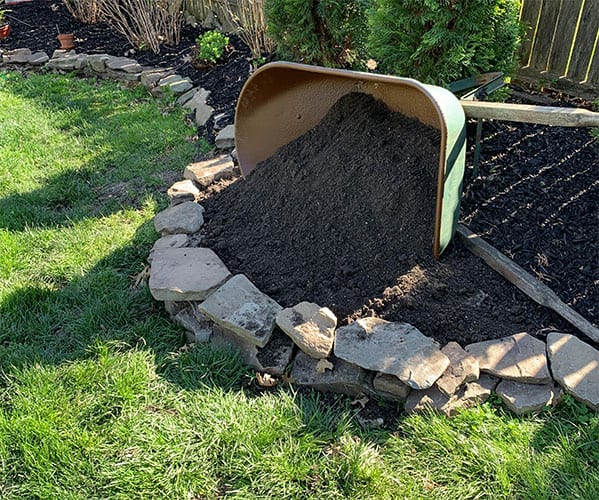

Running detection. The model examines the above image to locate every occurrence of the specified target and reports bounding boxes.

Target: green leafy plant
[265,0,369,69]
[194,30,230,65]
[0,0,11,26]
[368,0,523,86]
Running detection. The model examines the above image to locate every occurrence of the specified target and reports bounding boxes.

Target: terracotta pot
[0,23,10,39]
[57,33,75,50]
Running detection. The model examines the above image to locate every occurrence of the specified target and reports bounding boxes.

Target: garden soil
[202,93,573,346]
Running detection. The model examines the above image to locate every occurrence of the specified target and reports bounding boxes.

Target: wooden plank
[516,66,599,99]
[588,31,599,84]
[567,0,599,81]
[461,100,599,127]
[531,0,562,71]
[456,225,599,344]
[547,0,583,75]
[519,0,544,66]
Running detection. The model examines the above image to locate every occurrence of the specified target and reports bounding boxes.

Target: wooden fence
[518,0,598,97]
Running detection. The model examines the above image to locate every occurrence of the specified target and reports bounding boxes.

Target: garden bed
[2,1,596,347]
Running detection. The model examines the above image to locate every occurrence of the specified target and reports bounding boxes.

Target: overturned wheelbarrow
[234,62,466,259]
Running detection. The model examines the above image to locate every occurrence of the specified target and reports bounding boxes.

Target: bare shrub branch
[61,0,103,24]
[100,0,185,54]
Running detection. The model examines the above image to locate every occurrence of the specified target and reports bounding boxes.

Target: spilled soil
[202,93,574,346]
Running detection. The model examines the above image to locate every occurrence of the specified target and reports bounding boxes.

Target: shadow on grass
[0,71,194,231]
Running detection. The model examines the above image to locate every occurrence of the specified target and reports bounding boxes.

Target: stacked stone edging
[147,155,599,417]
[0,47,236,143]
[3,46,596,416]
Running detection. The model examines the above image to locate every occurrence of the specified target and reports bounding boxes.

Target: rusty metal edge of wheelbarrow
[234,61,466,259]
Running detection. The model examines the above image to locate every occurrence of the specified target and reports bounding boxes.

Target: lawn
[0,71,597,499]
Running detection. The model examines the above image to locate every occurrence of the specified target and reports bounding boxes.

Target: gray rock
[46,53,88,70]
[213,111,232,130]
[547,332,598,410]
[154,201,204,235]
[149,247,231,301]
[195,101,214,127]
[51,49,76,59]
[167,179,200,205]
[435,341,479,396]
[140,68,171,89]
[105,68,141,82]
[255,329,295,376]
[372,373,411,401]
[176,306,213,343]
[276,302,336,359]
[496,379,562,415]
[148,234,189,263]
[461,374,498,403]
[290,352,370,397]
[28,52,49,66]
[105,56,142,73]
[334,317,449,389]
[215,124,235,149]
[211,326,261,370]
[184,155,235,187]
[2,48,32,63]
[87,54,110,73]
[465,332,551,384]
[405,374,499,416]
[176,88,197,106]
[183,88,211,111]
[164,300,187,319]
[158,74,193,95]
[198,274,282,348]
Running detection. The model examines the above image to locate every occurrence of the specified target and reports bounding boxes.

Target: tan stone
[184,155,235,187]
[435,341,479,396]
[465,333,551,384]
[276,302,336,359]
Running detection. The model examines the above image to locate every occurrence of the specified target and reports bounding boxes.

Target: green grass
[1,70,598,499]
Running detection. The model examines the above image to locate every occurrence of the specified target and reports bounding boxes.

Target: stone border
[149,156,599,416]
[0,47,234,144]
[3,46,597,415]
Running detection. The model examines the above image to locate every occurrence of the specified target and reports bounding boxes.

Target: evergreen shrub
[368,0,523,86]
[264,0,369,69]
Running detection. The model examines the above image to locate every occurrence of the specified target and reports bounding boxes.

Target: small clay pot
[57,33,75,50]
[0,23,10,39]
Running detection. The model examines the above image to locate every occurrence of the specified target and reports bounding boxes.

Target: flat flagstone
[2,48,31,63]
[198,274,282,348]
[158,74,193,95]
[140,68,171,88]
[87,54,110,72]
[176,87,199,106]
[496,379,562,415]
[149,247,231,301]
[154,201,204,234]
[195,101,215,127]
[215,124,235,149]
[547,332,598,410]
[105,56,142,73]
[465,332,551,384]
[334,317,449,389]
[184,155,235,187]
[46,53,88,70]
[148,234,189,262]
[276,302,337,359]
[167,179,200,205]
[28,52,49,65]
[435,341,479,396]
[183,88,211,110]
[372,373,411,400]
[175,306,213,343]
[291,352,370,397]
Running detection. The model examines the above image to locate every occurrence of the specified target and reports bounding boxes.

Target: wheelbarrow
[234,62,467,259]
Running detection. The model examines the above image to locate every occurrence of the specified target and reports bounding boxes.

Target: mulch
[2,1,597,347]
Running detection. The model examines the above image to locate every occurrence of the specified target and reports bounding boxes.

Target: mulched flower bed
[3,1,597,346]
[0,0,251,115]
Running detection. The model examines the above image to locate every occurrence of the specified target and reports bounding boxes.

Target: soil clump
[202,93,572,345]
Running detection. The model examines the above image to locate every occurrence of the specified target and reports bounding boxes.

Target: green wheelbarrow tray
[234,62,467,259]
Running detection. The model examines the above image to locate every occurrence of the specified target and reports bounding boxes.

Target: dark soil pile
[202,93,572,345]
